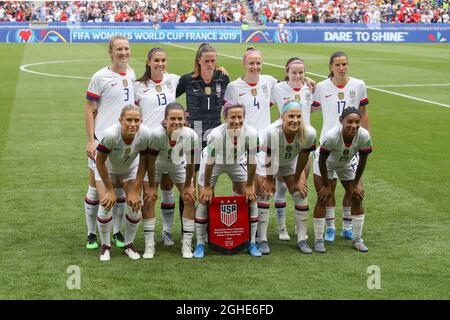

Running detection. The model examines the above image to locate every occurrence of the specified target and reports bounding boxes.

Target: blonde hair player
[311,51,371,243]
[193,101,261,258]
[84,35,136,250]
[270,57,314,242]
[94,105,152,262]
[225,48,316,254]
[256,101,316,254]
[313,108,372,253]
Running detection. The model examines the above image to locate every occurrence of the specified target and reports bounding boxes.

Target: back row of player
[83,36,372,260]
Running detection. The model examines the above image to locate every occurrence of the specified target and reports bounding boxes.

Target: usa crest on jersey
[338,92,344,100]
[122,79,128,87]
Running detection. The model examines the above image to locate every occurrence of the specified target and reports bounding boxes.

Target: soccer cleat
[341,229,353,240]
[248,243,262,257]
[193,244,205,259]
[297,240,313,254]
[99,244,111,262]
[257,240,271,255]
[278,227,291,241]
[324,228,336,242]
[124,243,140,260]
[112,232,125,248]
[352,240,368,252]
[143,243,155,259]
[182,240,193,259]
[162,231,175,247]
[86,233,99,250]
[314,239,326,253]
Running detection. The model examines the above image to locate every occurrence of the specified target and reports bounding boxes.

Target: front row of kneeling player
[93,101,372,261]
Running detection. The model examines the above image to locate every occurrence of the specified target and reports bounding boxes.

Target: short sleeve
[358,81,369,107]
[87,74,101,101]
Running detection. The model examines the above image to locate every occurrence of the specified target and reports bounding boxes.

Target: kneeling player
[313,108,372,253]
[256,101,316,254]
[95,105,151,262]
[193,101,261,258]
[139,102,199,259]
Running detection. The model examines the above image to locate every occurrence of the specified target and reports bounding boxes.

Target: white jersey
[134,73,180,129]
[312,77,368,143]
[260,119,316,168]
[87,66,136,141]
[96,123,151,175]
[320,125,372,170]
[207,123,259,165]
[271,81,313,126]
[147,125,199,166]
[224,75,278,131]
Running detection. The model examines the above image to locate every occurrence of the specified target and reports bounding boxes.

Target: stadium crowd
[250,0,450,24]
[0,0,448,24]
[0,1,247,23]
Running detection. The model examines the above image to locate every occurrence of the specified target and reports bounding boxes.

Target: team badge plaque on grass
[208,196,250,254]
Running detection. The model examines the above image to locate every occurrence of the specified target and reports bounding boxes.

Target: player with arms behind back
[84,35,136,250]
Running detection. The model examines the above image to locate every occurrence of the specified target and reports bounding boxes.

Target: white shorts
[197,148,247,187]
[94,167,138,184]
[143,162,186,185]
[313,150,358,181]
[256,153,297,177]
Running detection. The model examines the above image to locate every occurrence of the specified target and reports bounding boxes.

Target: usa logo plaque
[208,196,250,254]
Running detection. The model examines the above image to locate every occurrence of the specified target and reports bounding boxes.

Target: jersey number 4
[253,98,260,109]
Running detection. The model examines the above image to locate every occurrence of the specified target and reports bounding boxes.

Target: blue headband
[282,101,301,113]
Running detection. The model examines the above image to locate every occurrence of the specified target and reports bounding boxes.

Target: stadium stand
[0,0,448,24]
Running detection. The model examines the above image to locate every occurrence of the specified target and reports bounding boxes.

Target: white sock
[256,200,270,242]
[161,189,175,234]
[352,214,365,241]
[292,191,309,242]
[250,202,259,243]
[275,179,288,231]
[182,217,195,243]
[325,206,336,229]
[112,188,126,234]
[143,218,155,247]
[97,206,113,247]
[84,186,99,235]
[124,206,141,245]
[343,207,352,231]
[195,203,208,245]
[314,218,325,241]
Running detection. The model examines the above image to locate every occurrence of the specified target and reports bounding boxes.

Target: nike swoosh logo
[111,83,118,87]
[193,89,200,92]
[143,89,150,93]
[239,93,246,96]
[325,94,332,98]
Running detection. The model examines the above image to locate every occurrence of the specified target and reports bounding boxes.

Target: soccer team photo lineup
[1,1,450,301]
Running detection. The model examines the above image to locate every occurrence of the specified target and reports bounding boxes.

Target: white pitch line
[20,59,108,80]
[370,83,450,88]
[166,43,450,109]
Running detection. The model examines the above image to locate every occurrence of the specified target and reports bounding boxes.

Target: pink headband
[286,59,304,70]
[243,49,262,64]
[148,48,164,60]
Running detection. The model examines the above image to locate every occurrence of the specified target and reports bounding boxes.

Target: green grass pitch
[0,42,449,299]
